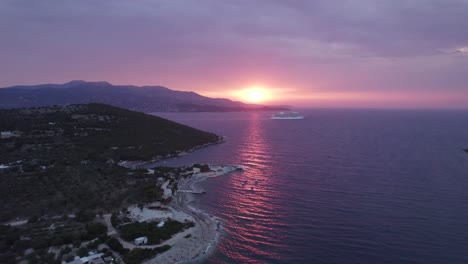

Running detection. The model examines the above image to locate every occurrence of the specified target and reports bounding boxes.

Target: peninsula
[0,104,239,263]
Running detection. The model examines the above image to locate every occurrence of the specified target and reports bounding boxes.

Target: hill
[0,104,220,221]
[0,80,289,112]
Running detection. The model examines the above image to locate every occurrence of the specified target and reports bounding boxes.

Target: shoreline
[118,136,225,169]
[145,165,242,264]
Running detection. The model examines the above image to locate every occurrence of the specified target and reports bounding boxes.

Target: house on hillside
[66,259,84,264]
[78,252,104,264]
[103,256,114,263]
[89,258,105,264]
[157,220,165,228]
[134,236,148,246]
[1,131,21,139]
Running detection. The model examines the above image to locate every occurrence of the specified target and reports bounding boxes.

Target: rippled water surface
[151,110,468,264]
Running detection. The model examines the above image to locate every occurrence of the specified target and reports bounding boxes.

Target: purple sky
[1,0,468,108]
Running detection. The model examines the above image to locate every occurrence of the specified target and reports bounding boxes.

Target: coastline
[118,136,225,169]
[145,165,241,264]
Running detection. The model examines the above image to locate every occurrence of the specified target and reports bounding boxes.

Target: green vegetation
[1,219,167,263]
[111,212,133,229]
[119,220,194,244]
[85,223,108,238]
[0,160,166,221]
[0,104,217,263]
[123,247,171,264]
[0,104,219,221]
[105,237,170,264]
[0,219,108,263]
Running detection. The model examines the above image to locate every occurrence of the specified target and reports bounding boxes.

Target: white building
[134,236,148,246]
[80,252,104,263]
[1,131,19,138]
[157,221,165,228]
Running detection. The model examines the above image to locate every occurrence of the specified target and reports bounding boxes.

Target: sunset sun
[242,86,270,103]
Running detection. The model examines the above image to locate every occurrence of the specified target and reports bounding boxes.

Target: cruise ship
[271,111,304,120]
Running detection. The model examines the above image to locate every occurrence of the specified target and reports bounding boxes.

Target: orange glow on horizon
[197,87,468,109]
[225,85,272,104]
[245,89,264,103]
[238,86,272,103]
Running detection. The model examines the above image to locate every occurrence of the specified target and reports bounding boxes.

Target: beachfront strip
[107,164,244,264]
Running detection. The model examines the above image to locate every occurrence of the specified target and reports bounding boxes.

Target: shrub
[85,223,107,238]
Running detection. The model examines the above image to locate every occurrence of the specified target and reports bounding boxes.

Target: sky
[1,0,468,108]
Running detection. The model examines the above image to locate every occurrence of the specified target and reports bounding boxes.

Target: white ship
[271,111,304,120]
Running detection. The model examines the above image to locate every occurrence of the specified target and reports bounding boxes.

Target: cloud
[0,0,467,108]
[2,0,468,58]
[455,47,468,55]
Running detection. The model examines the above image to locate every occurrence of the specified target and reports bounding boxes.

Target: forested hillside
[0,104,220,220]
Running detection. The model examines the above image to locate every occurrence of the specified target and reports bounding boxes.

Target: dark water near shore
[151,109,468,264]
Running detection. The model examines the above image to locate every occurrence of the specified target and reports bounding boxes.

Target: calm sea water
[151,109,468,264]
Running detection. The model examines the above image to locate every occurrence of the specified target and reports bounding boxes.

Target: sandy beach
[142,165,242,264]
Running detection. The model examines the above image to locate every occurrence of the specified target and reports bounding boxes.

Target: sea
[151,109,468,264]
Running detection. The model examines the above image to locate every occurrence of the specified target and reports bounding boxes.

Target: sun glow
[242,86,271,103]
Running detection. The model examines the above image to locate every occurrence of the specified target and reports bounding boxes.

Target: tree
[61,246,72,255]
[77,246,88,257]
[76,210,95,222]
[64,255,74,262]
[28,216,39,223]
[85,223,107,238]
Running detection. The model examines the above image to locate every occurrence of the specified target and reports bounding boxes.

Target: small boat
[254,179,258,185]
[241,180,247,186]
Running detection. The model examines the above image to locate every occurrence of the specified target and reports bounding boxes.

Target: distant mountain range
[0,80,289,112]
